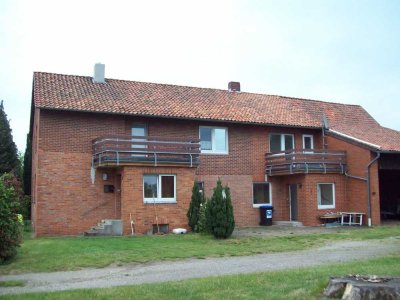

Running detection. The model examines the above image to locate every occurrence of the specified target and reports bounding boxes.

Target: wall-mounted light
[102,173,109,181]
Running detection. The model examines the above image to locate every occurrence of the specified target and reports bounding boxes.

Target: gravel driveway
[1,237,399,296]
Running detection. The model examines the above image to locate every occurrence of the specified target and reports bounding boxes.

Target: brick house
[30,64,400,236]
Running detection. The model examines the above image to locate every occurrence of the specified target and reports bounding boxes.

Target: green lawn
[1,253,399,300]
[0,281,25,288]
[0,225,399,275]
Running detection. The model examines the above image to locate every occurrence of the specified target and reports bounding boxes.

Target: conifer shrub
[206,179,235,239]
[187,181,204,232]
[0,173,22,263]
[197,201,208,233]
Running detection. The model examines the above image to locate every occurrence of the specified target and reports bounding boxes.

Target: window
[132,123,147,156]
[253,183,272,207]
[197,181,204,194]
[143,174,176,203]
[269,134,294,153]
[199,126,228,154]
[302,134,314,151]
[317,183,335,209]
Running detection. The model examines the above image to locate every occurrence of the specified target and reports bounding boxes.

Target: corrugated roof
[33,72,400,152]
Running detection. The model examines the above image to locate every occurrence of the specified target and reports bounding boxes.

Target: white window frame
[317,183,335,209]
[199,126,229,154]
[302,134,314,153]
[269,133,295,154]
[143,174,177,204]
[252,182,272,208]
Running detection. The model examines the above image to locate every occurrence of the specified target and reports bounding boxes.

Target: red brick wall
[35,152,120,235]
[121,166,196,235]
[326,135,381,225]
[265,173,346,226]
[33,108,359,236]
[31,108,40,234]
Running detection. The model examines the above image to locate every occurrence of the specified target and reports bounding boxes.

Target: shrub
[0,173,22,263]
[197,201,208,233]
[187,181,204,232]
[206,179,235,239]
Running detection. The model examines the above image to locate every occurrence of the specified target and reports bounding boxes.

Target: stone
[324,275,400,299]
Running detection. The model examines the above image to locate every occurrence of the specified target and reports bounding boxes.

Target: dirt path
[1,238,399,296]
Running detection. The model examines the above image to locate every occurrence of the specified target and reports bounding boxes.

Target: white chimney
[93,63,105,83]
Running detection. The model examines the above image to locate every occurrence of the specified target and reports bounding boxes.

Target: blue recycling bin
[259,205,273,226]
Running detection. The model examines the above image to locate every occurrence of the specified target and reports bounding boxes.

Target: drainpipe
[366,151,380,227]
[344,172,367,181]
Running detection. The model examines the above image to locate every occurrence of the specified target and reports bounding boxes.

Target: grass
[0,281,25,288]
[0,225,399,275]
[1,253,399,299]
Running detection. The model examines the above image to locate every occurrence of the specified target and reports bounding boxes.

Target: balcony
[92,135,200,168]
[265,149,346,176]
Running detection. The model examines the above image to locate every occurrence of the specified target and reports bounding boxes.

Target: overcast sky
[1,0,399,151]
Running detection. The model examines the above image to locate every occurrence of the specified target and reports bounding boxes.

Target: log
[324,275,400,299]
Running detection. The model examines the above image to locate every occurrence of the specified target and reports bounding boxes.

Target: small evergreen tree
[0,173,22,263]
[187,181,204,232]
[206,179,235,239]
[197,201,208,233]
[0,101,19,175]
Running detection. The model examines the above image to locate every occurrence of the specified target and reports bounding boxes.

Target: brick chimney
[228,81,240,92]
[93,63,105,83]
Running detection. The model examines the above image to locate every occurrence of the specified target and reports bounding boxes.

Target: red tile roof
[33,72,400,152]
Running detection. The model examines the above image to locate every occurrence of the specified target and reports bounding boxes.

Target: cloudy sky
[1,0,399,151]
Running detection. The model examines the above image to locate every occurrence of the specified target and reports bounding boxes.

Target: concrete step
[84,219,123,236]
[273,221,304,227]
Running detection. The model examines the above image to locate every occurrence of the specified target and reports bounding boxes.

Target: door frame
[289,184,298,221]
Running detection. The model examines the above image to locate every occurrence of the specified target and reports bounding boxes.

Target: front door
[114,175,122,219]
[289,184,298,221]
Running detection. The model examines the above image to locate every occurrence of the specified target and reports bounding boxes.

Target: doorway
[289,184,298,221]
[114,174,122,219]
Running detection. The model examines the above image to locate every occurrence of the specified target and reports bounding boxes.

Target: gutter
[344,172,366,181]
[366,151,380,227]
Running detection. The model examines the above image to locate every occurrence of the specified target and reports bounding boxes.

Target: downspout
[366,151,380,227]
[344,172,366,181]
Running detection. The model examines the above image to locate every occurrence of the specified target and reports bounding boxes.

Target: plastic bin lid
[260,205,273,209]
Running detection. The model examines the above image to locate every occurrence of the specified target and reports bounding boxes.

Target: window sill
[144,200,177,204]
[318,206,335,210]
[200,151,229,155]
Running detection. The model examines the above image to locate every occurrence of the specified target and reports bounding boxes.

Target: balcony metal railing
[265,149,347,176]
[92,135,201,168]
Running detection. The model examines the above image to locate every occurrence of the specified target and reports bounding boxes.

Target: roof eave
[36,106,321,130]
[326,129,381,151]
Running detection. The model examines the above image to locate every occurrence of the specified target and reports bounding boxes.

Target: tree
[23,134,32,196]
[206,179,235,239]
[187,181,204,232]
[0,101,19,175]
[0,173,22,263]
